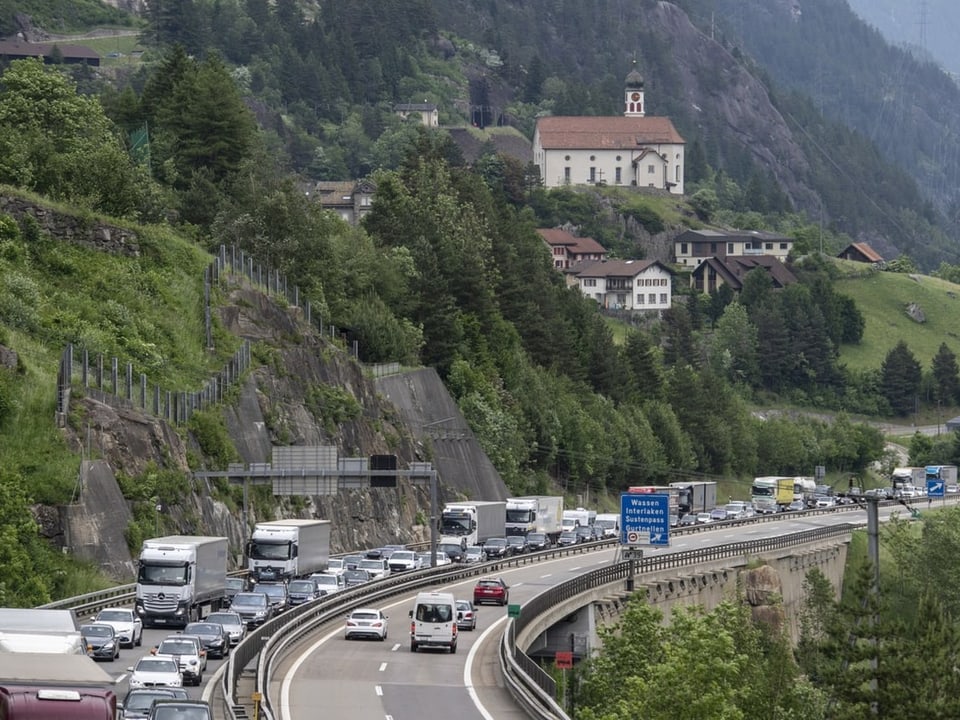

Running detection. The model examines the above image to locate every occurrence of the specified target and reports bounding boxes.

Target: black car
[482,538,512,559]
[438,542,466,563]
[183,621,230,659]
[343,569,372,587]
[229,591,274,628]
[557,530,580,547]
[574,525,596,543]
[225,576,246,606]
[257,582,289,614]
[80,623,120,661]
[506,535,529,554]
[148,699,212,720]
[286,578,322,606]
[525,532,551,551]
[121,688,190,720]
[678,513,699,527]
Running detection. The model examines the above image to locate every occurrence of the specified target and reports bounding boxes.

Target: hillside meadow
[834,261,960,371]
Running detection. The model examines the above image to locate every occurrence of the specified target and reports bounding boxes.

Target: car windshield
[260,585,285,599]
[158,640,197,655]
[82,625,112,638]
[138,658,178,673]
[391,551,416,561]
[486,538,506,548]
[151,707,211,720]
[97,610,131,622]
[350,611,379,621]
[560,532,576,539]
[207,613,240,626]
[527,534,545,543]
[288,581,315,593]
[125,691,175,711]
[231,593,267,608]
[456,601,472,611]
[226,578,245,591]
[359,559,383,570]
[185,623,219,635]
[312,575,338,586]
[328,559,344,570]
[344,570,368,581]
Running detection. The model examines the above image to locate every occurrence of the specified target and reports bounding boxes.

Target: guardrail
[498,522,859,720]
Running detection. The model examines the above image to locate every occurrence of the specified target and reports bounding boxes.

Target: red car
[473,577,509,606]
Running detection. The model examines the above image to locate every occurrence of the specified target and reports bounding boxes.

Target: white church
[532,64,685,194]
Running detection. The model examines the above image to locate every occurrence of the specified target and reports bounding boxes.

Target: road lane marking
[379,662,387,672]
[375,685,383,696]
[391,643,400,651]
[569,566,581,570]
[464,613,509,720]
[540,574,552,578]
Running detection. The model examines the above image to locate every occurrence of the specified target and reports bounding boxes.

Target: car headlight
[188,659,198,666]
[103,642,116,650]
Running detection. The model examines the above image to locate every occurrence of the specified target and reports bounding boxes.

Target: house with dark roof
[394,103,439,127]
[536,228,607,270]
[837,242,884,265]
[674,228,794,269]
[0,39,100,66]
[690,255,797,295]
[568,258,673,313]
[305,179,376,225]
[532,65,685,193]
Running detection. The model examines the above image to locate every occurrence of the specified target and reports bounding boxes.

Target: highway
[84,497,938,716]
[271,502,916,720]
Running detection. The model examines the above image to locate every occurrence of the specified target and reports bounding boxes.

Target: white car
[205,611,246,646]
[127,656,182,689]
[93,607,143,648]
[344,608,389,641]
[152,636,206,685]
[326,558,346,577]
[358,558,391,580]
[308,572,344,596]
[387,550,422,572]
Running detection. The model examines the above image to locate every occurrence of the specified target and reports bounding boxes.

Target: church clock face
[631,92,641,101]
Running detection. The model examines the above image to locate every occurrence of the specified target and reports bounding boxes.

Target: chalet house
[532,65,685,193]
[305,179,376,225]
[569,258,673,313]
[394,103,439,128]
[837,242,884,265]
[673,229,793,268]
[537,228,607,269]
[0,39,100,66]
[691,255,797,295]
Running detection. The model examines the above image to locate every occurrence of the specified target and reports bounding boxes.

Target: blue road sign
[620,492,670,547]
[928,479,945,498]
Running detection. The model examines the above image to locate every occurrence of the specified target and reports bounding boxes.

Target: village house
[537,228,607,269]
[532,64,685,193]
[690,255,798,295]
[305,179,376,225]
[394,102,439,127]
[673,228,794,269]
[837,241,884,265]
[568,258,673,313]
[0,39,100,66]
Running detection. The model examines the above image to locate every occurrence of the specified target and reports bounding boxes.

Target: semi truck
[439,501,506,547]
[892,467,925,490]
[0,653,116,719]
[135,535,229,628]
[669,481,718,516]
[924,465,958,490]
[626,487,680,522]
[793,477,817,506]
[504,496,564,540]
[751,476,794,513]
[561,507,596,532]
[593,513,621,539]
[0,609,83,655]
[245,519,331,583]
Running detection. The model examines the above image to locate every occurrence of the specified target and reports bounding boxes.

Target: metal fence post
[125,362,133,401]
[112,357,119,395]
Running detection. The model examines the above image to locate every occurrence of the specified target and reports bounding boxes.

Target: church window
[647,165,655,174]
[615,167,622,184]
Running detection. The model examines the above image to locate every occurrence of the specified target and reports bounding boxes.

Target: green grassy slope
[834,262,960,370]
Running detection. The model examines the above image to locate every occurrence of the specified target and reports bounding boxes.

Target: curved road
[274,503,920,720]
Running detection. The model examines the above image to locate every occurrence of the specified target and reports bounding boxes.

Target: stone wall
[0,194,140,257]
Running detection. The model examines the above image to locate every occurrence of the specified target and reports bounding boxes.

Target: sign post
[620,492,670,548]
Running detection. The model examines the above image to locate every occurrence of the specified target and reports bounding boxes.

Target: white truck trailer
[135,535,229,628]
[0,608,83,655]
[504,496,564,540]
[669,481,718,516]
[245,519,331,583]
[440,501,506,547]
[561,507,596,532]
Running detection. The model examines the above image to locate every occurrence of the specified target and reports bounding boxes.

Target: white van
[409,591,458,653]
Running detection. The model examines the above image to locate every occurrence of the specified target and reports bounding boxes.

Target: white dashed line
[375,685,383,696]
[540,574,552,578]
[379,662,387,672]
[391,642,400,652]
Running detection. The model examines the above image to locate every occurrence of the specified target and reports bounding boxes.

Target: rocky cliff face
[56,274,504,578]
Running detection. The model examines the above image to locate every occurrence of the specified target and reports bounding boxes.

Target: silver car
[205,611,246,646]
